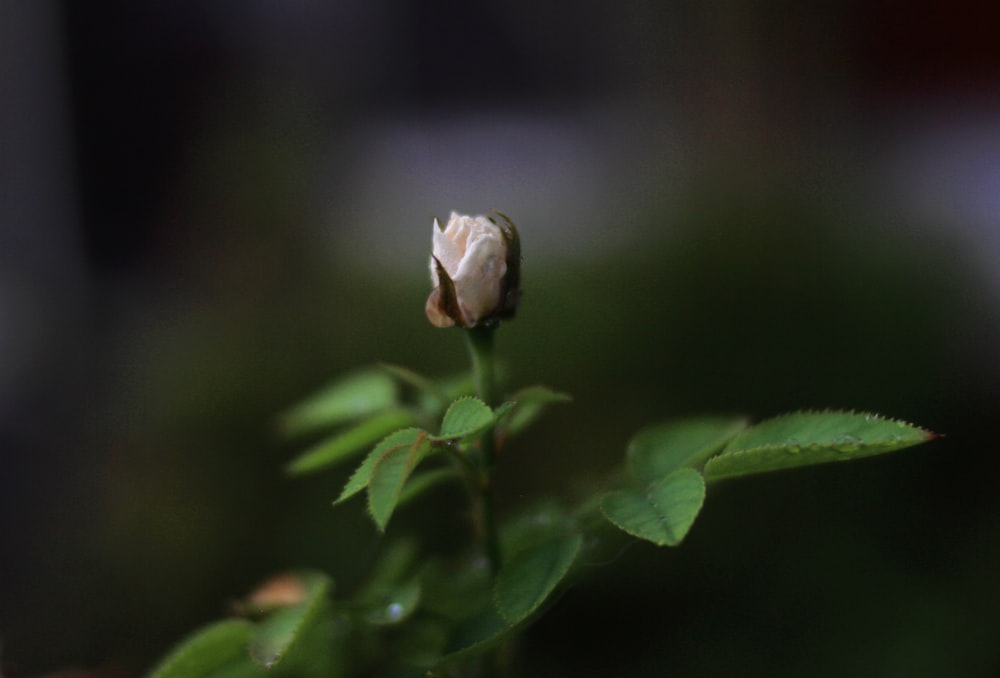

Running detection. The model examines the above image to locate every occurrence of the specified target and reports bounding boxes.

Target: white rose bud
[426,211,521,328]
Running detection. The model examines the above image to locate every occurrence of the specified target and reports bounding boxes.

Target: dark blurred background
[2,1,999,676]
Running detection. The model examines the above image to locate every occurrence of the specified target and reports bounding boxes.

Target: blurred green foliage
[4,191,997,676]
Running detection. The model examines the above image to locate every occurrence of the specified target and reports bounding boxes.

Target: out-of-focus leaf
[419,556,493,620]
[601,468,706,546]
[434,397,494,440]
[704,410,936,480]
[355,539,419,603]
[378,363,448,408]
[238,573,312,619]
[434,607,518,668]
[493,533,582,626]
[364,576,422,626]
[499,500,573,558]
[144,619,254,678]
[249,571,332,670]
[491,400,516,422]
[394,619,451,672]
[286,410,415,476]
[438,372,476,400]
[628,416,747,482]
[192,656,264,678]
[398,467,460,507]
[334,428,426,505]
[277,370,397,437]
[368,435,432,531]
[497,386,571,437]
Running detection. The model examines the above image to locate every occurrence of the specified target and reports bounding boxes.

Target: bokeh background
[3,1,999,676]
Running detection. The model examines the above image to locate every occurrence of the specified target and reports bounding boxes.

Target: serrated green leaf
[249,571,332,670]
[144,619,254,678]
[601,468,706,546]
[494,533,582,626]
[704,410,935,481]
[498,386,571,437]
[287,409,416,476]
[628,416,748,482]
[368,435,432,531]
[277,370,397,438]
[334,428,426,505]
[435,397,494,440]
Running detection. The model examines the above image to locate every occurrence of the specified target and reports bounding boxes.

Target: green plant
[145,212,935,678]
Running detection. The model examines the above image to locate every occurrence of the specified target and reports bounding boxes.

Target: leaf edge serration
[703,409,937,480]
[435,395,494,440]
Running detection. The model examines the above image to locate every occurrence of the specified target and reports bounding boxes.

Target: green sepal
[489,210,521,320]
[431,255,466,328]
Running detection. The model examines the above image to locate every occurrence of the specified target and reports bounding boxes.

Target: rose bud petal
[426,211,520,328]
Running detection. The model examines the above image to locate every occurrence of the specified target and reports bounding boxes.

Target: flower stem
[466,326,496,420]
[465,325,502,578]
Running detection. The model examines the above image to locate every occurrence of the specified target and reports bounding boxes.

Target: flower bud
[425,211,521,328]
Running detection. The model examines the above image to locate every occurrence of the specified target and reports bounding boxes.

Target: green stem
[466,326,496,421]
[465,325,502,578]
